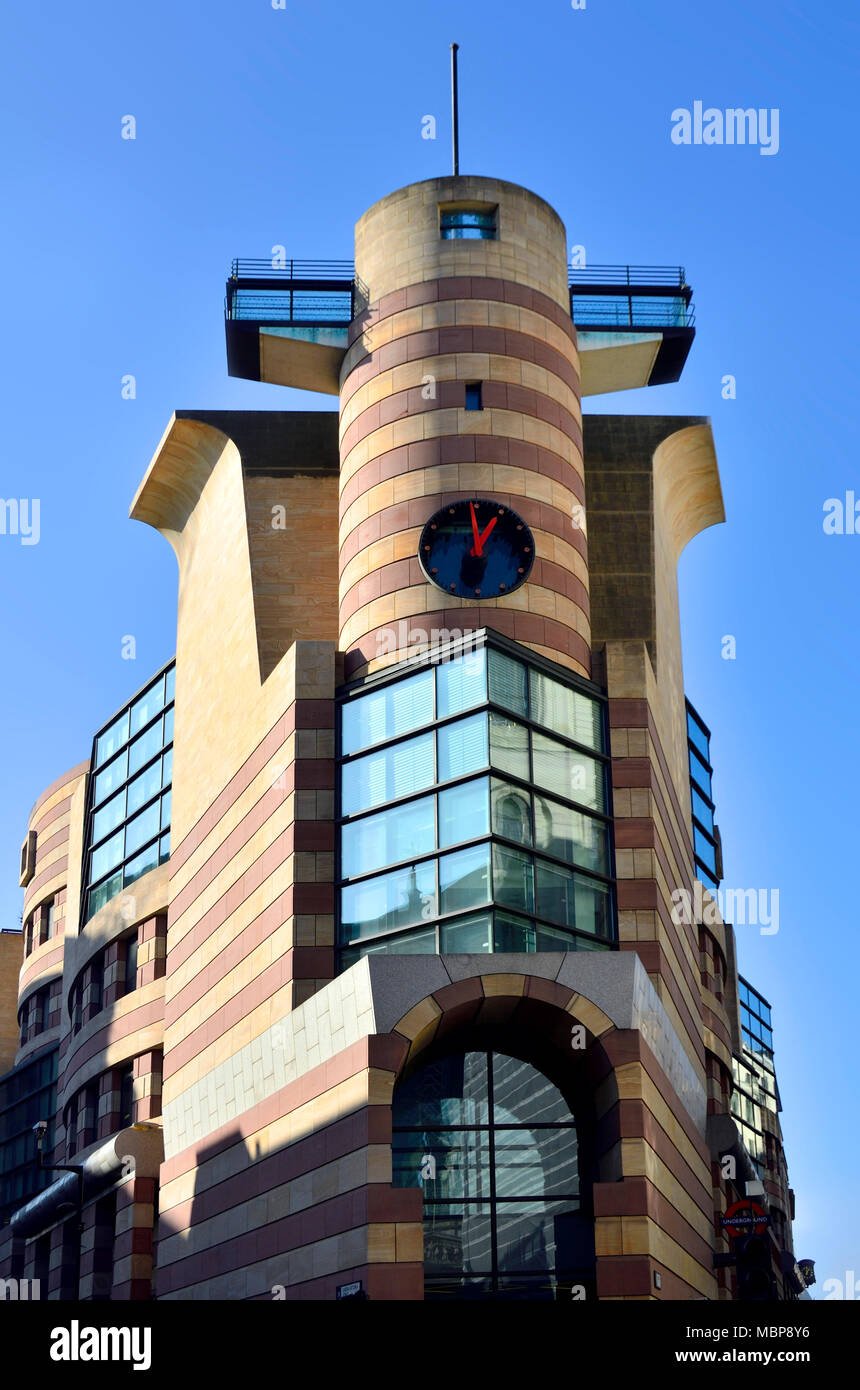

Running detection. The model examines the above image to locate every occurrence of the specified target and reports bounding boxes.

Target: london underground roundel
[418,499,535,599]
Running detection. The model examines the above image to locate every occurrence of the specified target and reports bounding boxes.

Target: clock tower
[338,176,589,682]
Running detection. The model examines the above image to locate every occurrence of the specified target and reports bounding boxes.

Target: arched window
[393,1050,594,1300]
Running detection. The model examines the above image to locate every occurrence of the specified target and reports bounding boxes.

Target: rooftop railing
[225,261,695,332]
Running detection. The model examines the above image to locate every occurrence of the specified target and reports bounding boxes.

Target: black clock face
[418,499,535,599]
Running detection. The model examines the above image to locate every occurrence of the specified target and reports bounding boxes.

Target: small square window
[465,383,483,412]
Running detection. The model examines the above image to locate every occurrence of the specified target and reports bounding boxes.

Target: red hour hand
[469,502,482,557]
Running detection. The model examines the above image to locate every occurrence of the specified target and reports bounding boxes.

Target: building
[0,173,808,1301]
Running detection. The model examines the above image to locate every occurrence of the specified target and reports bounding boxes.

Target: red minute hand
[469,502,482,557]
[477,516,498,552]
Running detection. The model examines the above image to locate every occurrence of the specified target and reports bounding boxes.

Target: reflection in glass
[341,860,436,942]
[342,668,434,754]
[436,649,487,719]
[342,795,435,878]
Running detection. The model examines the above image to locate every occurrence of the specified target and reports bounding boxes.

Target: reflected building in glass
[0,170,808,1302]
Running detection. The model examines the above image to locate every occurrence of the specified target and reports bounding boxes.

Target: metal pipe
[450,43,460,176]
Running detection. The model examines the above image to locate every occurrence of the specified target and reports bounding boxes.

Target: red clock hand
[469,502,483,557]
[477,516,498,551]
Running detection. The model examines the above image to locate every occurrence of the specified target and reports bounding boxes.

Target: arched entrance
[392,1045,596,1300]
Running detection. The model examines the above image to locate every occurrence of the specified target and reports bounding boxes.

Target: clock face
[418,499,535,599]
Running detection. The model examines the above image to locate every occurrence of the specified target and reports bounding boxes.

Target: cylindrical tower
[338,175,589,680]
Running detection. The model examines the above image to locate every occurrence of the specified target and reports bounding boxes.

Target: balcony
[225,259,695,395]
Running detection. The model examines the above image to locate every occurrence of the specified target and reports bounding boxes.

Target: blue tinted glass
[691,785,714,833]
[126,761,162,817]
[341,860,436,942]
[93,751,128,806]
[124,840,160,885]
[686,711,710,762]
[129,720,163,776]
[438,713,488,782]
[394,1051,490,1126]
[342,730,435,816]
[95,712,129,768]
[694,827,717,874]
[465,384,483,411]
[342,795,435,878]
[131,677,165,736]
[125,802,161,857]
[439,843,491,915]
[573,875,613,938]
[92,790,126,845]
[439,777,489,848]
[342,669,434,754]
[91,830,124,882]
[689,748,712,798]
[160,790,172,830]
[436,648,486,718]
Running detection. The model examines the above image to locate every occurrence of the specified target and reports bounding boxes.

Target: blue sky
[1,0,857,1293]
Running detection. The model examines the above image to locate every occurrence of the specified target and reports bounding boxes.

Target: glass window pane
[162,747,173,786]
[342,669,434,754]
[691,785,714,834]
[393,1131,492,1200]
[694,826,717,874]
[440,844,491,915]
[529,670,603,751]
[424,1205,494,1273]
[342,796,435,878]
[92,790,126,845]
[130,676,165,736]
[492,1053,574,1125]
[93,750,128,806]
[91,830,124,882]
[342,730,435,816]
[574,875,613,939]
[535,922,578,952]
[436,647,486,718]
[165,665,176,705]
[491,781,532,846]
[488,648,528,717]
[340,926,437,968]
[88,870,122,920]
[687,711,710,761]
[489,713,530,781]
[535,858,576,929]
[126,761,162,817]
[492,844,534,915]
[440,911,493,953]
[438,713,488,783]
[128,720,163,776]
[124,840,160,887]
[689,747,712,798]
[95,712,129,767]
[532,732,604,812]
[125,802,160,857]
[496,1202,587,1274]
[163,707,174,744]
[161,790,172,830]
[438,777,489,849]
[533,794,608,875]
[494,1127,579,1199]
[394,1052,489,1126]
[493,912,536,953]
[341,860,436,942]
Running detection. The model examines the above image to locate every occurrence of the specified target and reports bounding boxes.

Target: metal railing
[569,264,688,288]
[230,257,355,281]
[225,259,695,333]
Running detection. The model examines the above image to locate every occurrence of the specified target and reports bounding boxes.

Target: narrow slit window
[465,382,483,412]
